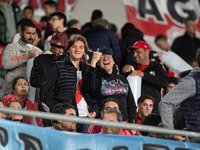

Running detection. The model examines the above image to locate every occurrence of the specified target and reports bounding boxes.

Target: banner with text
[0,119,199,150]
[123,0,200,48]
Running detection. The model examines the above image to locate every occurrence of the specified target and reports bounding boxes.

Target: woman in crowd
[2,77,43,126]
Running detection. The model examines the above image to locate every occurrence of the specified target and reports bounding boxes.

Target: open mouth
[103,62,110,65]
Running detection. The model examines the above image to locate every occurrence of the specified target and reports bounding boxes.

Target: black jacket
[42,56,96,115]
[30,54,64,89]
[171,32,200,64]
[133,62,168,113]
[83,65,137,123]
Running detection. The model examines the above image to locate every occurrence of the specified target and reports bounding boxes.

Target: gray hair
[102,108,122,122]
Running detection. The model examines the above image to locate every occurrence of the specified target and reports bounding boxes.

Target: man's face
[24,9,33,20]
[0,102,6,119]
[166,83,176,93]
[51,45,64,56]
[102,113,120,134]
[49,15,63,29]
[21,26,36,44]
[8,102,23,122]
[59,108,77,132]
[44,5,56,17]
[186,20,196,35]
[137,99,154,118]
[132,48,149,65]
[98,54,115,74]
[68,41,85,61]
[13,78,29,97]
[101,101,119,116]
[155,40,169,51]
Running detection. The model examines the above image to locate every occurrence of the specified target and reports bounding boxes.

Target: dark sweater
[83,65,137,123]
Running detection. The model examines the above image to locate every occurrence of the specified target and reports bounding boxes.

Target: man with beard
[122,41,168,113]
[48,103,77,132]
[2,21,37,94]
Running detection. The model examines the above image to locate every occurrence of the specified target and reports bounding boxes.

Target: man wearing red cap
[122,41,168,113]
[30,32,68,126]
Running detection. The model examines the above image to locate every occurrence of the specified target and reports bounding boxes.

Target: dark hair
[102,108,122,122]
[36,28,42,39]
[52,103,75,124]
[50,12,67,27]
[141,113,161,136]
[40,16,48,22]
[21,21,36,32]
[196,48,200,67]
[23,6,34,14]
[17,18,32,28]
[179,70,191,78]
[44,0,57,8]
[65,28,81,38]
[35,28,43,49]
[52,103,75,114]
[163,76,178,95]
[137,95,155,105]
[121,23,135,37]
[91,9,103,20]
[155,34,167,43]
[185,18,196,25]
[168,76,178,85]
[67,19,79,28]
[100,97,119,111]
[12,76,29,90]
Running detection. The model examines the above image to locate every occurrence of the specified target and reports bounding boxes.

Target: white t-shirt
[76,71,89,116]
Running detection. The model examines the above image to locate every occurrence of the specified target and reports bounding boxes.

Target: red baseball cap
[49,32,68,48]
[127,41,151,52]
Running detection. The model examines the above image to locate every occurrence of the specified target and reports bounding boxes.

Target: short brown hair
[137,95,155,105]
[66,35,88,53]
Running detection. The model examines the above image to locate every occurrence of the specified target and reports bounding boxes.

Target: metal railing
[0,107,200,139]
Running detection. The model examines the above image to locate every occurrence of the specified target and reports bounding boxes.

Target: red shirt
[137,64,149,72]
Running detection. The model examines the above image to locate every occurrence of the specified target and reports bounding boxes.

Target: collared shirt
[137,64,149,72]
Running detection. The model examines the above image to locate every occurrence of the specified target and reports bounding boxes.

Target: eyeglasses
[49,18,60,22]
[100,54,112,59]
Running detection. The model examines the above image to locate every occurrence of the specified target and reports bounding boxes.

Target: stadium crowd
[0,0,200,143]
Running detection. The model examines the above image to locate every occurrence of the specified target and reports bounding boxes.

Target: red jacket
[136,113,143,135]
[2,94,43,127]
